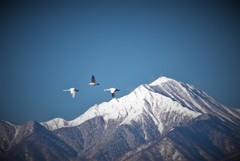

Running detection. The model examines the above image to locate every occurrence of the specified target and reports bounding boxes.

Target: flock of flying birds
[63,75,120,98]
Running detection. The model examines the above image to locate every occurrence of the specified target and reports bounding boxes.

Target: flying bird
[104,88,120,98]
[88,75,100,86]
[63,88,79,98]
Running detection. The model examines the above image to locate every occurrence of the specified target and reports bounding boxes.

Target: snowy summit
[42,76,240,132]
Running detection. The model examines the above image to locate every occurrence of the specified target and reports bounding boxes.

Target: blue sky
[1,0,239,124]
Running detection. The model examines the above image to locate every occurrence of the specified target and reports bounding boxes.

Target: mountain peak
[149,76,176,86]
[42,76,240,131]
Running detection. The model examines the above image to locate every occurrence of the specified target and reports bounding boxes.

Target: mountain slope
[41,76,240,161]
[0,121,77,161]
[149,77,240,124]
[42,77,239,131]
[42,78,202,133]
[118,114,240,161]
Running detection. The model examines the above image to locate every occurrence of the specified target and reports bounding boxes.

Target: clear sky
[1,0,239,124]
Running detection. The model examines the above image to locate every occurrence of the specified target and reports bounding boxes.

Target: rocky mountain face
[1,77,240,161]
[0,120,76,161]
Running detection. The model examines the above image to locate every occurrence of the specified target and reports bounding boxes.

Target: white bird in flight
[88,75,100,86]
[63,88,79,98]
[104,88,120,98]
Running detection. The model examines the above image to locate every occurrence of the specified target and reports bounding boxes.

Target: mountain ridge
[1,76,240,161]
[41,76,239,131]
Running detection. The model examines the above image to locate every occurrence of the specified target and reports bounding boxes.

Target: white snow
[42,79,201,133]
[12,126,19,142]
[42,76,239,132]
[41,118,69,131]
[172,150,181,160]
[149,76,240,124]
[3,120,16,127]
[230,108,240,116]
[150,76,175,85]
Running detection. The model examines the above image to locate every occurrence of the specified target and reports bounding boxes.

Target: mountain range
[1,76,240,161]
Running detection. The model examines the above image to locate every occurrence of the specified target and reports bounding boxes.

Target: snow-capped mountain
[1,76,240,161]
[42,78,202,134]
[42,76,239,131]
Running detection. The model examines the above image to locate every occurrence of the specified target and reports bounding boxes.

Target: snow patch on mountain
[149,77,240,124]
[2,120,16,127]
[230,108,240,116]
[41,118,69,131]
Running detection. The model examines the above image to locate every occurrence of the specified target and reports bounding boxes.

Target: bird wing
[71,91,75,98]
[110,88,116,93]
[91,75,96,83]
